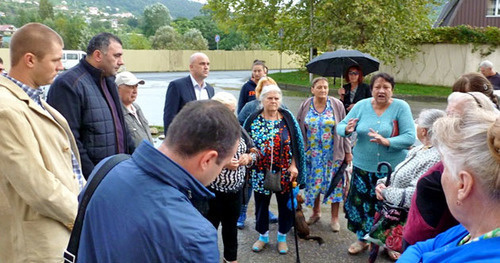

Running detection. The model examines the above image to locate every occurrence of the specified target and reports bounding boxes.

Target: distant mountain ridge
[63,0,204,19]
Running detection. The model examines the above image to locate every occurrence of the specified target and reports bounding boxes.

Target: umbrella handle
[377,162,393,186]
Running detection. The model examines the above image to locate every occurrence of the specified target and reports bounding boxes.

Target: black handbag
[263,133,283,192]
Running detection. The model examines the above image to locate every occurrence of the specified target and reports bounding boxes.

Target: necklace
[458,227,500,246]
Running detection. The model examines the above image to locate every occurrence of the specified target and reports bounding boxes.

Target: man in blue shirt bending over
[77,100,241,262]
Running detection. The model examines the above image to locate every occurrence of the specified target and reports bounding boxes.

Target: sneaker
[269,211,278,224]
[237,211,246,229]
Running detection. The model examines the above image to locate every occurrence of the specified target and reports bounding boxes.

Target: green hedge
[415,25,500,46]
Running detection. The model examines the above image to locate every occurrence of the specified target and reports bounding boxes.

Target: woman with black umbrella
[338,65,372,113]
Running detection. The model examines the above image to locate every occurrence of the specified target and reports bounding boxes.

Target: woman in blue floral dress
[297,77,352,232]
[243,85,305,255]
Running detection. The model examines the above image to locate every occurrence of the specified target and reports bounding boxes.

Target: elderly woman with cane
[399,107,500,262]
[244,84,305,254]
[370,109,445,260]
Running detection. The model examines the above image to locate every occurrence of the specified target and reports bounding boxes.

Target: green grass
[269,71,452,98]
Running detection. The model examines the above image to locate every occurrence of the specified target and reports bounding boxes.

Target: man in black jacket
[163,52,215,135]
[47,33,134,178]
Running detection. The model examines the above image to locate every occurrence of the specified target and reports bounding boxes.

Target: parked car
[62,50,86,70]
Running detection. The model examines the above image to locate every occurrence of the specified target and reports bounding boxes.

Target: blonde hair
[10,23,63,67]
[433,109,500,200]
[447,92,498,115]
[211,92,237,109]
[255,76,277,99]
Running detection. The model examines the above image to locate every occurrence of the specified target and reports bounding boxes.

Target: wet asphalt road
[134,70,443,262]
[133,70,447,127]
[220,197,393,263]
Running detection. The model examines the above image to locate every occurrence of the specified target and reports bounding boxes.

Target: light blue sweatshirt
[337,98,415,172]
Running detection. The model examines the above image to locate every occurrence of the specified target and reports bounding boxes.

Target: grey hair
[433,108,500,200]
[259,84,282,101]
[211,92,237,109]
[416,109,446,139]
[479,60,494,69]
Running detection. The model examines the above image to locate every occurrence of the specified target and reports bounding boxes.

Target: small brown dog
[295,194,325,245]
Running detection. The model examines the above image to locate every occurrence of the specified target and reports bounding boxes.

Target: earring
[456,200,462,206]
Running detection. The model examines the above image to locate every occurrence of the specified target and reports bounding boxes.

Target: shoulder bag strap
[64,154,131,263]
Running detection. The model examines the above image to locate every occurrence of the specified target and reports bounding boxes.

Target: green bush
[415,25,500,46]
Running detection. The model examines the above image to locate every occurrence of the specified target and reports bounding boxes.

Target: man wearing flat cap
[116,71,153,147]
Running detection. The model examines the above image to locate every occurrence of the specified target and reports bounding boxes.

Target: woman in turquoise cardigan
[337,72,415,255]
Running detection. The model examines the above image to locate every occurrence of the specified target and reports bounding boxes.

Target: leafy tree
[120,33,152,50]
[182,28,208,50]
[142,3,172,37]
[52,14,88,50]
[39,0,54,20]
[15,9,41,26]
[150,26,182,50]
[171,17,194,35]
[206,0,440,64]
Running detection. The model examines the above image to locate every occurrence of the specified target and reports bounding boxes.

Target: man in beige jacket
[0,23,83,262]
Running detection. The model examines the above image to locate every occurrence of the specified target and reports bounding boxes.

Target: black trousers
[206,189,241,261]
[254,191,293,235]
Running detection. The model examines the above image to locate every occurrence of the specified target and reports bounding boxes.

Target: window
[67,54,78,60]
[488,0,500,16]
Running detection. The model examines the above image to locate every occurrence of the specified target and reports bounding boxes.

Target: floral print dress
[249,115,293,195]
[304,100,343,207]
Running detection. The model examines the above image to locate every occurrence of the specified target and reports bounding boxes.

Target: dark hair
[344,65,364,84]
[0,57,3,64]
[86,32,122,56]
[452,72,499,108]
[165,100,241,164]
[253,59,268,73]
[370,72,395,90]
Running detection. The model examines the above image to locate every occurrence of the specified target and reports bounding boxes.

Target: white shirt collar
[190,74,206,89]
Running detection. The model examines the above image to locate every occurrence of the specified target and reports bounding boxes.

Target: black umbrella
[324,160,348,202]
[306,49,380,78]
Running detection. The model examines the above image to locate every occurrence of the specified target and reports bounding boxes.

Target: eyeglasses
[348,71,359,76]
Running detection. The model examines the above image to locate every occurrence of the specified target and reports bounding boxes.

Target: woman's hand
[368,128,390,146]
[345,118,359,135]
[375,184,387,201]
[224,157,239,171]
[338,87,346,99]
[347,103,355,111]
[344,153,353,164]
[288,162,299,182]
[238,153,252,166]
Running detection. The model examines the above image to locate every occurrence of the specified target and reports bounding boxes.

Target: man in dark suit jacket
[163,52,215,134]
